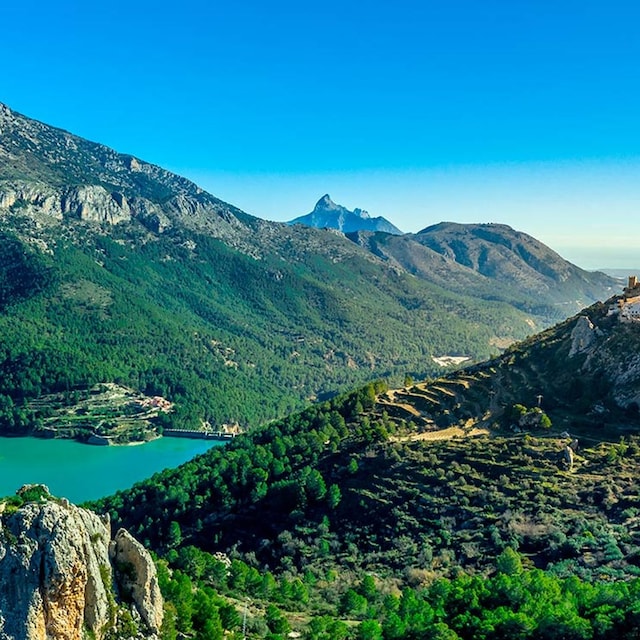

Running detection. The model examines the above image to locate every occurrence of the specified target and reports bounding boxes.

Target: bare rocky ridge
[0,104,399,267]
[569,315,600,357]
[0,485,162,640]
[0,101,248,246]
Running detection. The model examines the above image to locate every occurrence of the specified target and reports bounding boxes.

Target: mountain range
[0,101,618,435]
[288,196,616,321]
[348,221,616,319]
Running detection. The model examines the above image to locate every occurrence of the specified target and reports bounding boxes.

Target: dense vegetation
[92,378,640,581]
[0,231,58,309]
[0,102,617,440]
[90,299,640,636]
[155,546,640,639]
[0,220,536,437]
[89,377,640,638]
[2,101,634,637]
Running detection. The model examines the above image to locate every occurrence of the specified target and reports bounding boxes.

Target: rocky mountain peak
[314,194,338,210]
[353,207,370,219]
[290,195,401,234]
[313,194,371,219]
[0,100,254,248]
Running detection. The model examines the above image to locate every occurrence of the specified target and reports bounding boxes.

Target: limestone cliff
[0,485,163,640]
[0,100,248,244]
[110,529,163,633]
[568,305,640,410]
[568,315,600,357]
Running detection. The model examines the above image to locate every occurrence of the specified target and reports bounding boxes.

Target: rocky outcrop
[563,445,574,471]
[0,180,249,246]
[574,310,640,410]
[61,186,131,224]
[0,487,111,639]
[289,194,403,235]
[603,351,640,409]
[0,183,132,225]
[569,315,599,357]
[0,183,64,220]
[0,100,253,244]
[0,485,162,640]
[110,529,163,633]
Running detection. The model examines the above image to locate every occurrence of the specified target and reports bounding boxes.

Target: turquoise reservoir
[0,436,224,503]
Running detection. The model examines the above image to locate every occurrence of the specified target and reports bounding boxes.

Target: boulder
[0,489,111,639]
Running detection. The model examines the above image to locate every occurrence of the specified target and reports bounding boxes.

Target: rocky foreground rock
[0,485,163,640]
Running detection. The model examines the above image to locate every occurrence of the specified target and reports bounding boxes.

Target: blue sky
[3,0,640,268]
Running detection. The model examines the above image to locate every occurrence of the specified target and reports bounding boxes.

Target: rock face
[0,486,163,640]
[569,315,599,357]
[62,185,132,224]
[0,100,250,246]
[110,529,164,633]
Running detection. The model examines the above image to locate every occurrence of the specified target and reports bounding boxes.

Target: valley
[84,292,640,637]
[0,101,617,443]
[2,0,639,631]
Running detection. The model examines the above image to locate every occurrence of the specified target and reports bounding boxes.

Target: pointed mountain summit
[288,194,403,235]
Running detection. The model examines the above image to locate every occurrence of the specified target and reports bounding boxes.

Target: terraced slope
[375,295,640,441]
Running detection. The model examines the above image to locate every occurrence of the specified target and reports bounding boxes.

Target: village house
[608,276,640,322]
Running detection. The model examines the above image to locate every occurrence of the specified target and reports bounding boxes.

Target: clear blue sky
[3,0,639,268]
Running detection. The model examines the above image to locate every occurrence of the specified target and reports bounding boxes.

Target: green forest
[89,379,640,638]
[0,224,534,438]
[154,546,640,639]
[1,96,635,639]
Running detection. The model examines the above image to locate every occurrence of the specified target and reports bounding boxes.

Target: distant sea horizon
[556,247,638,275]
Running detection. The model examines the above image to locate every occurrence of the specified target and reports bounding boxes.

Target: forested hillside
[1,101,601,438]
[92,385,640,637]
[89,299,640,637]
[0,220,538,436]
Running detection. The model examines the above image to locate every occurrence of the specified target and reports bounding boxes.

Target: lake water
[0,436,224,504]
